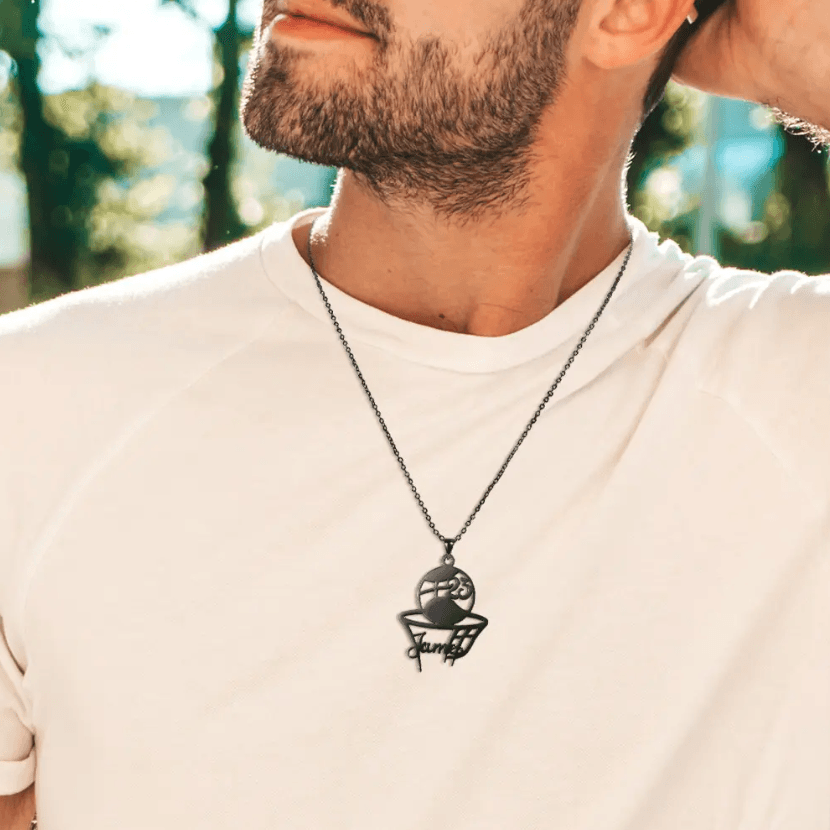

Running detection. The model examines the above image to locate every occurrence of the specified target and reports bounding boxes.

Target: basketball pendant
[397,539,488,672]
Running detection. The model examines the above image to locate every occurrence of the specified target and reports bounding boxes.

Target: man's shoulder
[0,228,293,413]
[691,262,830,503]
[695,263,830,370]
[701,261,830,308]
[0,230,286,582]
[0,230,273,353]
[0,228,285,480]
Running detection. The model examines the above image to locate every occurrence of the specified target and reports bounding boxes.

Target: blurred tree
[203,0,251,249]
[0,75,184,303]
[0,0,123,299]
[719,132,830,275]
[0,64,22,180]
[165,0,253,251]
[627,81,705,253]
[629,83,830,274]
[81,85,190,286]
[628,92,692,202]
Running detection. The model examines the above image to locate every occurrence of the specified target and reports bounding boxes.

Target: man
[0,0,829,826]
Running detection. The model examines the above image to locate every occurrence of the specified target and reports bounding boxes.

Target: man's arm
[0,783,35,830]
[672,0,830,147]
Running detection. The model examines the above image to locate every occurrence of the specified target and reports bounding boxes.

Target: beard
[240,0,581,225]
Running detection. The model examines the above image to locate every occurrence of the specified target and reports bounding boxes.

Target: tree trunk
[776,131,830,273]
[2,0,76,298]
[202,0,247,251]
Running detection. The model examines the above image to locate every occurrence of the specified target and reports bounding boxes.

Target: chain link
[307,217,634,549]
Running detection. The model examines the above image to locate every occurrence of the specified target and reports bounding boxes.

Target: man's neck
[292,98,636,337]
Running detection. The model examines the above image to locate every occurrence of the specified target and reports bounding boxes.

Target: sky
[2,0,262,97]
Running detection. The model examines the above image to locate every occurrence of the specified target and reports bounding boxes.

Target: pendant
[397,539,489,672]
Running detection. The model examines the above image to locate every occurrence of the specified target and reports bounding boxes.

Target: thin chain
[306,216,634,549]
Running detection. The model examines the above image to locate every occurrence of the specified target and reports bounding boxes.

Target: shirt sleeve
[0,614,35,795]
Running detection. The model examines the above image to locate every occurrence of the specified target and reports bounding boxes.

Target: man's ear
[582,0,697,70]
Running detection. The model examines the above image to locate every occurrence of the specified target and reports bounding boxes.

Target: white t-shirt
[1,208,830,829]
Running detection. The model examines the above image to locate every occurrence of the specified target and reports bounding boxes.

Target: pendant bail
[442,537,456,566]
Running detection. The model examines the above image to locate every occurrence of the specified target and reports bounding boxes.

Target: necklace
[306,215,634,671]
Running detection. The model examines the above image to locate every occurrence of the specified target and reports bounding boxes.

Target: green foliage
[0,76,21,179]
[33,83,188,299]
[202,0,249,251]
[0,0,38,56]
[2,0,117,298]
[628,82,704,196]
[74,85,203,288]
[628,81,830,273]
[1,68,198,299]
[719,133,830,275]
[1,0,174,301]
[627,81,707,254]
[22,80,128,300]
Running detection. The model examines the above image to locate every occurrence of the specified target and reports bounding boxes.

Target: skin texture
[240,0,827,336]
[0,782,36,830]
[673,0,830,145]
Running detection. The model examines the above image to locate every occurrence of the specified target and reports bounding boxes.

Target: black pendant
[397,539,489,672]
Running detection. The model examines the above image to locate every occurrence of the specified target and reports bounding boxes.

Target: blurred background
[1,0,829,315]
